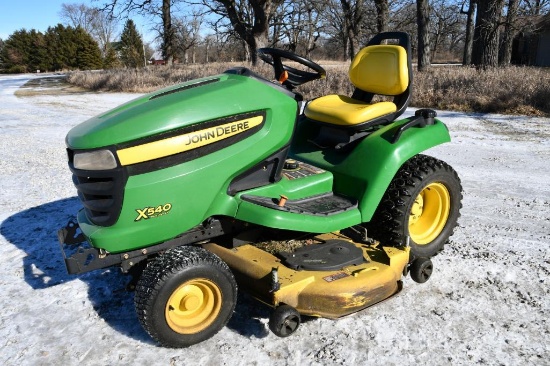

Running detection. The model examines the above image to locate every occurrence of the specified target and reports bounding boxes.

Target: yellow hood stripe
[117,115,263,166]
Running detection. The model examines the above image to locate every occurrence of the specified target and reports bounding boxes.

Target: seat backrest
[349,45,409,96]
[350,32,412,121]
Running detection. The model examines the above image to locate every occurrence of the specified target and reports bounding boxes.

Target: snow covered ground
[0,73,548,365]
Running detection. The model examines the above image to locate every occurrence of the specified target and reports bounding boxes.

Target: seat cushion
[304,95,397,126]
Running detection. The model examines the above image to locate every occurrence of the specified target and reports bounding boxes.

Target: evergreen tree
[45,24,80,70]
[74,27,103,70]
[119,19,145,68]
[102,44,122,69]
[1,29,49,73]
[0,38,5,71]
[28,29,49,72]
[1,30,31,72]
[44,24,102,71]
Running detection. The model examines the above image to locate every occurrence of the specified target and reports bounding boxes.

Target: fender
[289,116,451,222]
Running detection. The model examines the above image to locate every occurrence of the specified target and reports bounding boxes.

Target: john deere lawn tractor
[58,32,462,347]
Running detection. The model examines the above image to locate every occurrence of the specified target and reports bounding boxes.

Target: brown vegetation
[67,63,550,116]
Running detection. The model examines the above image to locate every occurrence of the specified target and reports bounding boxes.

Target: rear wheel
[135,246,237,348]
[365,154,462,258]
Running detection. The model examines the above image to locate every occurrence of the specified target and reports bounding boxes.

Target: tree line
[1,0,548,73]
[99,0,547,69]
[0,14,149,73]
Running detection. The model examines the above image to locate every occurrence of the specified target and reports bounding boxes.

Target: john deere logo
[117,115,264,166]
[135,203,172,221]
[184,120,253,146]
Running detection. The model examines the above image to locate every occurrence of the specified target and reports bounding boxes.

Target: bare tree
[374,0,389,33]
[339,0,365,59]
[189,0,284,64]
[499,0,519,65]
[99,0,175,64]
[521,0,550,15]
[60,3,98,34]
[60,2,119,56]
[472,0,505,69]
[461,0,476,65]
[173,14,202,63]
[387,1,419,43]
[277,0,323,57]
[320,0,347,59]
[429,0,464,62]
[417,0,431,71]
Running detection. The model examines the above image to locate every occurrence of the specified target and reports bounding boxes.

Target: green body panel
[70,74,298,252]
[289,117,451,222]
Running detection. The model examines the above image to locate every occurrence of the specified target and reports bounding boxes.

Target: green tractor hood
[67,73,294,149]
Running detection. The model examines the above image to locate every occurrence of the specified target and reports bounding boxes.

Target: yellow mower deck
[203,233,409,319]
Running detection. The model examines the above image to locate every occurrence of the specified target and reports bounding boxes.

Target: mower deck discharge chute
[58,32,462,347]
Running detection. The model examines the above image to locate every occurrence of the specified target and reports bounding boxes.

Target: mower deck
[203,233,409,319]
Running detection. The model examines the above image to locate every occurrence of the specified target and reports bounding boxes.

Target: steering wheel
[257,48,326,90]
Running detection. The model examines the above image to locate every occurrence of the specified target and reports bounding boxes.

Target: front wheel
[135,246,237,348]
[365,154,462,258]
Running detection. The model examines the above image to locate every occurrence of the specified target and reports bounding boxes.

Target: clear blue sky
[0,0,155,42]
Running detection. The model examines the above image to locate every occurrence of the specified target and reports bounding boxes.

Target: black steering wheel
[257,48,326,90]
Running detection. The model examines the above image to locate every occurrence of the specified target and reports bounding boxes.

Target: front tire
[365,154,462,258]
[135,246,237,348]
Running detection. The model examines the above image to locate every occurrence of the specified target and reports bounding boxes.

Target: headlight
[73,149,118,170]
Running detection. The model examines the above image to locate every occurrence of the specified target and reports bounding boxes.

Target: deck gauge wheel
[269,304,301,337]
[409,257,433,283]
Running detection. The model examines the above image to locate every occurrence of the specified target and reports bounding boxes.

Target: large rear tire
[365,154,462,258]
[135,246,237,348]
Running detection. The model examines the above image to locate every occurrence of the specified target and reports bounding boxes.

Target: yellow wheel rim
[409,182,451,245]
[165,279,222,334]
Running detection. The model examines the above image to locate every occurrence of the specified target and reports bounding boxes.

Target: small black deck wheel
[269,304,300,337]
[409,257,433,283]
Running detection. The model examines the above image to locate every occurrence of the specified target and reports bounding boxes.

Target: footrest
[241,192,357,216]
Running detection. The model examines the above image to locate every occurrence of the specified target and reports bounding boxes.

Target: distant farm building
[512,13,550,67]
[149,52,166,66]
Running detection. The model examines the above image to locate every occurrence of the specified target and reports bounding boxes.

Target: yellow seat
[305,35,411,130]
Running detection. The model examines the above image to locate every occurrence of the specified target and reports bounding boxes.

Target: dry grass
[66,63,242,93]
[67,63,550,116]
[413,66,550,116]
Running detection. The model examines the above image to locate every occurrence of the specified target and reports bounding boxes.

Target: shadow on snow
[0,197,270,345]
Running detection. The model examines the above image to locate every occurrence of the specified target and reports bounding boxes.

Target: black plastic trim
[58,218,232,274]
[228,145,290,195]
[391,109,437,143]
[68,148,128,227]
[278,240,364,271]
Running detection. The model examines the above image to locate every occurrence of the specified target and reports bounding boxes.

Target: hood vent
[149,78,219,100]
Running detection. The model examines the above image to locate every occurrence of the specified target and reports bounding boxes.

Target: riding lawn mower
[58,32,462,347]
